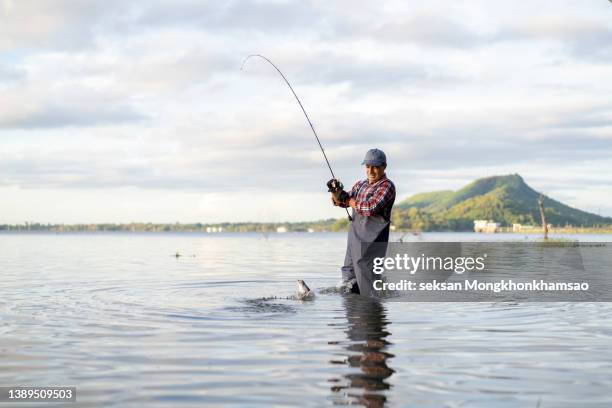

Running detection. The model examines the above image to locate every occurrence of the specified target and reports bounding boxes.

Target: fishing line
[241,54,352,221]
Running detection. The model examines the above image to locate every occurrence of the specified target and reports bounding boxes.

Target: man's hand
[330,191,350,206]
[327,178,350,206]
[347,198,357,209]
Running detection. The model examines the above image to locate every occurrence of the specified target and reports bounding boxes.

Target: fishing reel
[327,179,350,204]
[327,178,344,193]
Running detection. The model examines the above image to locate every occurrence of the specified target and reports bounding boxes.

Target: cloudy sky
[1,0,611,224]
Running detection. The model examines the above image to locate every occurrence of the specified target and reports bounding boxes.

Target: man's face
[366,164,386,184]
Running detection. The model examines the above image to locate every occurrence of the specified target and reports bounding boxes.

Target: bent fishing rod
[241,54,352,221]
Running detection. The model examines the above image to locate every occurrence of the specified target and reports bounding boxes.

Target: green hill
[393,174,612,231]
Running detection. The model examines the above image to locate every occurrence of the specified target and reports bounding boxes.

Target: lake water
[1,232,612,407]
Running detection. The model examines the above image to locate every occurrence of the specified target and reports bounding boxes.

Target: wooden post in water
[538,194,548,240]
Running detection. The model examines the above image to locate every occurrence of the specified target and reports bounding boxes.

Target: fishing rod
[240,54,352,221]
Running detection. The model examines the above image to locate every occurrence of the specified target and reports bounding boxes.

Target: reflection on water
[330,295,394,407]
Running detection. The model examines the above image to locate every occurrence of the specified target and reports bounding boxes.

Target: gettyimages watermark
[361,242,612,301]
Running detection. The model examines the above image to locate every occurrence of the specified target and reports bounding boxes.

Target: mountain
[393,174,612,231]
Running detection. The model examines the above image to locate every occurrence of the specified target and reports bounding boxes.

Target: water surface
[1,232,611,407]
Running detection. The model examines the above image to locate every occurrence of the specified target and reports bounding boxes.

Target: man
[327,148,396,297]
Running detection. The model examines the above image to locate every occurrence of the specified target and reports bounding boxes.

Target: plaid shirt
[339,175,395,218]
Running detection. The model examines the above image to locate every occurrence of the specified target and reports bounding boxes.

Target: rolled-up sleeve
[355,181,395,217]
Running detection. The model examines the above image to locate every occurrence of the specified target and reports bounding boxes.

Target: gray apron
[341,208,391,298]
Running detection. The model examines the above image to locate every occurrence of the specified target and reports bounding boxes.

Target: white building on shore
[474,220,500,233]
[206,226,224,233]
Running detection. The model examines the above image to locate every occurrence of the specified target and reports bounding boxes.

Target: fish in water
[296,279,313,300]
[259,280,314,301]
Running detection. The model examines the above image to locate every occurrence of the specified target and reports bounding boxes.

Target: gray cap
[361,148,387,166]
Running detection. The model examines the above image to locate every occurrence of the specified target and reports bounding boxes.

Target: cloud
[0,63,25,84]
[369,13,488,49]
[498,16,612,61]
[0,84,150,129]
[0,0,125,51]
[135,0,326,34]
[0,0,329,54]
[0,34,234,129]
[292,52,463,93]
[0,105,148,129]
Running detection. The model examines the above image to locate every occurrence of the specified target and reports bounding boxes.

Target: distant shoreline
[0,223,612,236]
[0,220,346,234]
